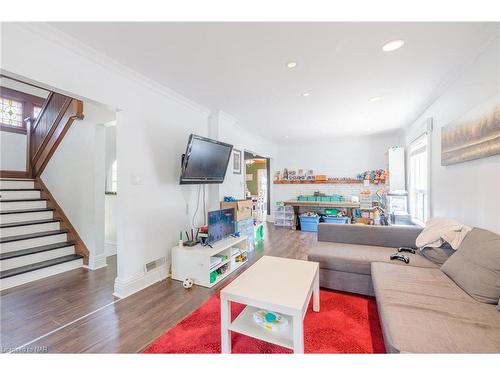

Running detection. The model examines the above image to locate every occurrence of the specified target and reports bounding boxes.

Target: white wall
[404,34,500,234]
[0,131,26,171]
[41,101,114,270]
[218,112,276,201]
[104,126,117,256]
[104,126,116,191]
[105,194,117,255]
[273,132,400,203]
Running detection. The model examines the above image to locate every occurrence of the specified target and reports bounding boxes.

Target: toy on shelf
[223,196,237,202]
[300,211,318,217]
[253,310,289,332]
[356,169,389,184]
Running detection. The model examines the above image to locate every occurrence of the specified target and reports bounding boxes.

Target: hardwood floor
[1,256,117,352]
[1,225,316,353]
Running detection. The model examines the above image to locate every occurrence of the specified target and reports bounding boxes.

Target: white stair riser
[0,180,35,189]
[0,211,53,224]
[1,233,68,253]
[0,258,83,291]
[0,191,41,200]
[0,200,47,211]
[0,221,60,238]
[1,246,75,271]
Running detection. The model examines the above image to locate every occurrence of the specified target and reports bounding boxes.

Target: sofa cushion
[418,245,455,266]
[441,228,500,304]
[372,262,500,353]
[317,223,422,248]
[308,241,437,275]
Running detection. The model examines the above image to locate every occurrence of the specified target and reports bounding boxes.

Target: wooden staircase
[0,178,84,290]
[0,86,89,291]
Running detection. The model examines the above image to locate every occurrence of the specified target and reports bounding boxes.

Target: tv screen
[180,134,233,184]
[208,208,235,242]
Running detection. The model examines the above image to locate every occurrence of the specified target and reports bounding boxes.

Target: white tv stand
[171,236,248,288]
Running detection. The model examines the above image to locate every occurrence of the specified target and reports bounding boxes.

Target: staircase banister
[30,92,54,133]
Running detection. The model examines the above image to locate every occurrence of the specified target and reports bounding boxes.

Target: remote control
[398,247,416,254]
[390,253,410,264]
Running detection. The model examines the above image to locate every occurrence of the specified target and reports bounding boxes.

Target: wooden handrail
[30,91,54,133]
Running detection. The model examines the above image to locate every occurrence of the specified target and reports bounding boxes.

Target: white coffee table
[220,256,320,353]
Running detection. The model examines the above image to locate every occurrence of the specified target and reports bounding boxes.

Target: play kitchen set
[172,198,264,288]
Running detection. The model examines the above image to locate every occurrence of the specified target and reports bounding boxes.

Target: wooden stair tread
[0,198,47,202]
[0,218,60,228]
[0,188,41,191]
[0,254,83,279]
[0,208,53,215]
[0,178,35,181]
[0,229,68,243]
[0,241,75,260]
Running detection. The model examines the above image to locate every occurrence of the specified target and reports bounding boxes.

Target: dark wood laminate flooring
[1,256,117,351]
[2,225,316,353]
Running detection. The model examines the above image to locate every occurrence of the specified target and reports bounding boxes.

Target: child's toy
[183,278,194,289]
[235,251,247,263]
[224,196,237,202]
[253,310,289,332]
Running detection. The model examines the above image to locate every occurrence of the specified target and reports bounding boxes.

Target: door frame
[244,150,271,215]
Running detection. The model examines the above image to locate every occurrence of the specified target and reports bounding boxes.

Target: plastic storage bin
[323,216,349,224]
[299,215,320,232]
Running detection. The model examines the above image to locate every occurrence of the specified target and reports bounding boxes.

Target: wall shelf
[273,179,385,185]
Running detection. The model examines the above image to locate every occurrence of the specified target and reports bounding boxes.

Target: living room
[0,1,499,373]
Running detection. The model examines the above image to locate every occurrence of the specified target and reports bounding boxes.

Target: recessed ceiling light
[302,92,311,97]
[285,135,289,139]
[382,39,405,52]
[287,62,297,68]
[370,96,382,102]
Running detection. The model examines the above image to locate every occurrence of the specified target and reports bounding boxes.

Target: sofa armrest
[317,223,423,248]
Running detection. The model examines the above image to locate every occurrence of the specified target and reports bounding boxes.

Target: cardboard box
[220,200,253,221]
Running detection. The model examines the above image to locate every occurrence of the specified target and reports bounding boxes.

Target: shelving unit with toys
[171,235,248,288]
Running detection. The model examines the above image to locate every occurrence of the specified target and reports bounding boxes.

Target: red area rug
[144,289,386,354]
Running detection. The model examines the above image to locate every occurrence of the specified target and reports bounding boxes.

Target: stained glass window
[33,105,42,119]
[0,97,24,127]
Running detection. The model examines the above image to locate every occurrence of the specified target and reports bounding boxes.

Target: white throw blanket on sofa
[416,217,472,250]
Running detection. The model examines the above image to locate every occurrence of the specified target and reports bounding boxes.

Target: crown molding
[14,22,212,117]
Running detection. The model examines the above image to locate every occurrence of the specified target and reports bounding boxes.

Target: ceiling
[49,22,498,140]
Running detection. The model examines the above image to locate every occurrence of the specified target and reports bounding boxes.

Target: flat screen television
[208,208,235,243]
[179,134,233,184]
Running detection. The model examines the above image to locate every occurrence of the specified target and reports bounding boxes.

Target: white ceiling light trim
[382,39,405,52]
[369,96,382,102]
[287,62,297,68]
[302,92,311,97]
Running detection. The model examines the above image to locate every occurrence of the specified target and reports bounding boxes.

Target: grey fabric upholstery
[319,268,375,296]
[309,223,500,353]
[372,262,500,353]
[418,245,455,266]
[317,223,422,248]
[441,228,500,304]
[308,241,437,276]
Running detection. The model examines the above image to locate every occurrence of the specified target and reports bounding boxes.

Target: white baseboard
[113,263,169,299]
[85,254,107,270]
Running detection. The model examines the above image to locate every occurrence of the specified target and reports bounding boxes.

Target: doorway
[244,151,270,221]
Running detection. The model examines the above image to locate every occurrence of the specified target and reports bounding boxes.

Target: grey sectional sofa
[307,223,500,353]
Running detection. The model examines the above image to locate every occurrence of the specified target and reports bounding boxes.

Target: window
[408,134,429,224]
[0,97,24,127]
[110,160,118,193]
